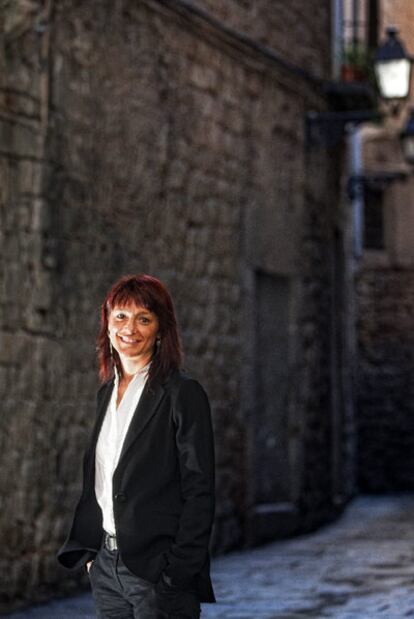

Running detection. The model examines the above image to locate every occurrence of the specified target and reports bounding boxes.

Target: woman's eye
[115,313,126,320]
[140,317,150,324]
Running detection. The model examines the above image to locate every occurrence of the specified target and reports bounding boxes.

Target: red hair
[97,274,183,384]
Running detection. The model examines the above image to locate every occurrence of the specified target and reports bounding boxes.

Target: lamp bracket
[347,170,409,201]
[306,110,381,148]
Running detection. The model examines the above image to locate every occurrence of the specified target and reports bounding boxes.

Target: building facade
[0,0,357,610]
[344,0,414,491]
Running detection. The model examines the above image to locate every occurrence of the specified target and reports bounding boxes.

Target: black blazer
[57,369,216,602]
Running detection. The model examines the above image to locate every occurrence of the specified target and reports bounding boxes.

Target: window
[342,0,378,50]
[335,0,379,79]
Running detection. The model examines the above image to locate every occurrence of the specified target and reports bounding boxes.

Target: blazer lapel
[117,379,166,465]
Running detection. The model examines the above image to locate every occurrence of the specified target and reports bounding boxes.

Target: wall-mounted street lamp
[307,26,414,166]
[306,25,414,213]
[374,26,412,100]
[374,28,414,167]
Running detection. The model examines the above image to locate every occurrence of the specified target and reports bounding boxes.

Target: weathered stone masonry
[0,0,355,610]
[357,267,414,491]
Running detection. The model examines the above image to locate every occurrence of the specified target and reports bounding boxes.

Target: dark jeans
[88,545,201,619]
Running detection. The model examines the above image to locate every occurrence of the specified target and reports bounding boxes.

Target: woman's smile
[118,335,141,344]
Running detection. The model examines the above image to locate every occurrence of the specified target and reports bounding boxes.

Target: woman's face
[107,302,160,366]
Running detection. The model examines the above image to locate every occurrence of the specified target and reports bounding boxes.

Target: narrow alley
[6,494,414,619]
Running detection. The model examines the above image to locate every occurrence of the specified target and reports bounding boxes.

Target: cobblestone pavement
[5,495,414,619]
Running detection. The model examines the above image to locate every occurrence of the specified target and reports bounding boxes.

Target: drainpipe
[332,0,344,79]
[348,124,364,261]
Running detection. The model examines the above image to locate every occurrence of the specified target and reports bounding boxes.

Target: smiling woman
[57,274,216,619]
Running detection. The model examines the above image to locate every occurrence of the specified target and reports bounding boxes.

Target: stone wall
[295,143,356,529]
[0,0,354,610]
[0,0,65,608]
[357,267,414,490]
[191,0,332,77]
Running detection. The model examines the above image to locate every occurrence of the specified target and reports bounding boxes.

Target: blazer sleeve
[56,382,110,570]
[163,378,215,585]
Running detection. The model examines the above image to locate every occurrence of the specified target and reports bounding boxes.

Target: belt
[104,532,118,551]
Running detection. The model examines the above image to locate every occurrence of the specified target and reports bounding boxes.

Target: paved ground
[5,494,414,618]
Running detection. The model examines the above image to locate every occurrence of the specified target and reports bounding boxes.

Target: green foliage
[342,44,373,70]
[341,44,377,88]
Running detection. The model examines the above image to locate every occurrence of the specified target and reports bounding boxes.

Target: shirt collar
[114,361,151,385]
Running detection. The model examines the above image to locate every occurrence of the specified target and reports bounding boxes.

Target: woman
[58,274,216,619]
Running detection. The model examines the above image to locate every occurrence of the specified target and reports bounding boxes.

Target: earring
[109,340,114,357]
[156,336,161,349]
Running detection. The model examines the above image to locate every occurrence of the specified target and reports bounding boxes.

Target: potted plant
[341,45,373,82]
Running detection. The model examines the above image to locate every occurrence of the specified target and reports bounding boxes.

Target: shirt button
[115,493,127,503]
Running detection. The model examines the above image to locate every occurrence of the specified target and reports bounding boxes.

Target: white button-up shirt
[95,365,149,535]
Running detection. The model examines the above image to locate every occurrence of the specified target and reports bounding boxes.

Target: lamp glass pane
[375,59,411,99]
